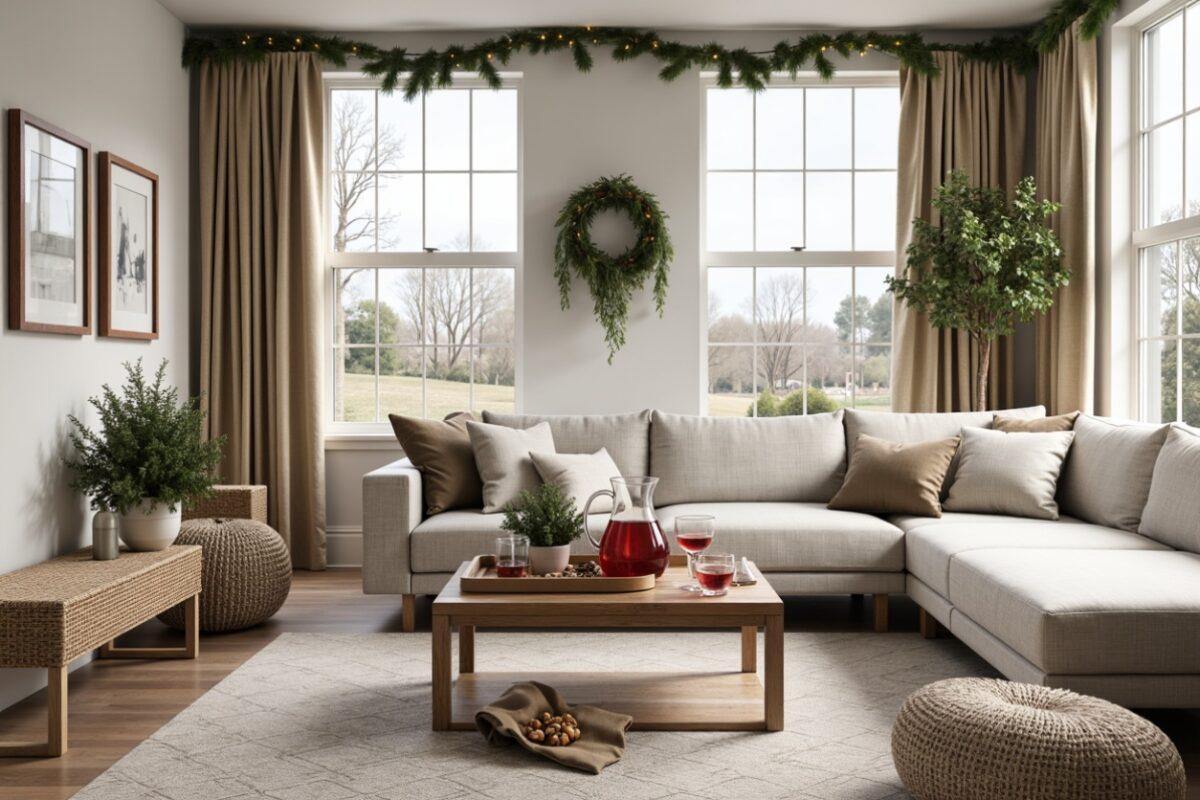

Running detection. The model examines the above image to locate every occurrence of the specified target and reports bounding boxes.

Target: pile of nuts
[522,711,582,746]
[540,561,602,578]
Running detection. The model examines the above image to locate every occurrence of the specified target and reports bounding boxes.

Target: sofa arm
[362,458,423,595]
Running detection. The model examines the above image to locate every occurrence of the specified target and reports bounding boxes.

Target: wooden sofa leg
[873,594,889,633]
[919,608,939,639]
[402,594,416,633]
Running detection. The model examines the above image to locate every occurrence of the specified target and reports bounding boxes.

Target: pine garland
[181,0,1119,96]
[554,175,672,362]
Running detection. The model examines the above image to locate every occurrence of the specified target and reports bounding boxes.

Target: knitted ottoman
[891,678,1186,800]
[159,518,291,632]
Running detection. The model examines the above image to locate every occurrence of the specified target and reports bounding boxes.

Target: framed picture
[98,153,158,339]
[6,109,91,334]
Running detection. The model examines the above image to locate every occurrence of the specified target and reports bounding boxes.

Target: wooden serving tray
[460,555,657,593]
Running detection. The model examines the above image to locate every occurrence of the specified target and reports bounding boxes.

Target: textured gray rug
[73,631,995,800]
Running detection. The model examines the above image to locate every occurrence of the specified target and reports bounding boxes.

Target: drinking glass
[496,535,529,578]
[675,515,715,591]
[695,552,736,597]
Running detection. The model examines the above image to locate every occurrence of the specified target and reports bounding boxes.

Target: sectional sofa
[362,407,1200,708]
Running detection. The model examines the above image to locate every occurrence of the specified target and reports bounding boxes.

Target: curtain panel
[1035,20,1098,415]
[892,52,1028,412]
[198,53,327,569]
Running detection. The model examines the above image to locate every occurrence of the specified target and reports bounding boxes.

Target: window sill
[323,433,402,451]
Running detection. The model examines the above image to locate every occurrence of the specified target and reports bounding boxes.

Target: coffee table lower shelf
[449,671,767,731]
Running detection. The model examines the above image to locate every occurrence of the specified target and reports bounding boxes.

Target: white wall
[0,0,189,710]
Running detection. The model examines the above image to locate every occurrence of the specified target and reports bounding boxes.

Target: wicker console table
[0,545,202,757]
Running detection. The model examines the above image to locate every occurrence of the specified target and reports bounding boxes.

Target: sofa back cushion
[844,406,1046,494]
[1138,425,1200,553]
[650,410,846,505]
[1058,414,1169,532]
[481,410,651,478]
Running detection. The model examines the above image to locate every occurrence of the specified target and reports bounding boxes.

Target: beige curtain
[1035,21,1097,415]
[892,52,1028,412]
[198,54,327,570]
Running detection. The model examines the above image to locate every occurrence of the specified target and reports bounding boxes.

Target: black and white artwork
[113,185,148,313]
[100,154,158,339]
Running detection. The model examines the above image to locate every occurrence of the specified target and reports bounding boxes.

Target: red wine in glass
[496,560,528,578]
[696,565,734,594]
[676,532,713,553]
[598,519,670,578]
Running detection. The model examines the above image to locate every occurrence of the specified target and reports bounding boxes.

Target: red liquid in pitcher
[599,520,670,578]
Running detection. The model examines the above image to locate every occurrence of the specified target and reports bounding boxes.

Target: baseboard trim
[327,526,363,568]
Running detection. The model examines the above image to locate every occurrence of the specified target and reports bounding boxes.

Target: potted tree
[888,169,1068,411]
[501,483,584,575]
[66,360,224,551]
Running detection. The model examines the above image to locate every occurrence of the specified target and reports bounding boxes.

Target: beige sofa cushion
[482,410,651,479]
[1139,425,1200,554]
[889,511,1077,534]
[993,411,1079,432]
[650,411,846,506]
[828,434,960,517]
[948,549,1200,674]
[530,449,621,514]
[944,428,1075,519]
[1058,415,1169,532]
[467,421,556,513]
[411,511,606,573]
[657,502,904,572]
[906,519,1169,597]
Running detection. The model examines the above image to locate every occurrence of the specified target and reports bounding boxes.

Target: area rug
[73,631,995,800]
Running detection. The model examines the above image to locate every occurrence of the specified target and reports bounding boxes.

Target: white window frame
[323,73,523,440]
[1131,2,1200,423]
[700,71,899,415]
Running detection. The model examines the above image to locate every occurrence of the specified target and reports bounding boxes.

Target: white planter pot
[529,544,571,575]
[119,499,181,551]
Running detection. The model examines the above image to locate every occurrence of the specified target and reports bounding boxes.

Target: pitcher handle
[580,489,613,550]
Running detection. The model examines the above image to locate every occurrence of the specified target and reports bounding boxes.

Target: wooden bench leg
[100,593,200,660]
[402,594,416,633]
[919,607,940,639]
[459,624,475,674]
[0,666,67,757]
[741,625,757,673]
[873,594,889,633]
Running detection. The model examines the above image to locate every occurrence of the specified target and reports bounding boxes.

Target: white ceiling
[161,0,1057,32]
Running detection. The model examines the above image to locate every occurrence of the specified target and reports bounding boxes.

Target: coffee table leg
[741,625,757,673]
[460,624,475,674]
[765,614,784,731]
[432,615,452,731]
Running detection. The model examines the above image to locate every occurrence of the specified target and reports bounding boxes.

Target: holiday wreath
[553,175,673,362]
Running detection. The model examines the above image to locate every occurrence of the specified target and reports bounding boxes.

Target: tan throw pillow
[993,411,1079,432]
[828,434,961,517]
[387,412,482,515]
[945,428,1075,519]
[530,449,622,514]
[467,421,557,513]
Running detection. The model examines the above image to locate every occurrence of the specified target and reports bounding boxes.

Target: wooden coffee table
[431,557,783,732]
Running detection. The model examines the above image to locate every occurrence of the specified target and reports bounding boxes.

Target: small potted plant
[66,359,225,551]
[500,483,584,575]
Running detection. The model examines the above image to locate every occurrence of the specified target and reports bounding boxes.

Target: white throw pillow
[467,421,556,513]
[529,449,622,514]
[1057,415,1169,531]
[945,427,1075,520]
[1138,425,1200,553]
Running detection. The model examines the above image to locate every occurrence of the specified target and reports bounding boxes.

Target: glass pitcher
[582,477,670,578]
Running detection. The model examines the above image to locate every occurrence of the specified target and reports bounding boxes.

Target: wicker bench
[0,545,202,757]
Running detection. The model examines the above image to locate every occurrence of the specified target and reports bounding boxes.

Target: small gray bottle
[92,511,120,560]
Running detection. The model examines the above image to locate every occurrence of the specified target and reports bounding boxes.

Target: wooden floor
[0,570,1196,799]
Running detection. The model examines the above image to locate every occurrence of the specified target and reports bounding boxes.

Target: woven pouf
[158,518,291,633]
[891,678,1185,800]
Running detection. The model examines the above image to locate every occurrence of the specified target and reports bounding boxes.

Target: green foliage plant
[751,386,837,417]
[65,360,225,515]
[500,483,585,548]
[887,170,1067,411]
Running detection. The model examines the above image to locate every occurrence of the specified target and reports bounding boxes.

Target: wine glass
[675,515,715,592]
[695,552,736,597]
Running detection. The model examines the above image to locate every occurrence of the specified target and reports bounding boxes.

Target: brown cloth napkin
[475,682,634,774]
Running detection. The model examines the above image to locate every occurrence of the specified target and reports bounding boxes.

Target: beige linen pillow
[1138,425,1200,553]
[530,449,622,514]
[945,427,1075,519]
[993,411,1079,432]
[1058,415,1169,532]
[467,421,556,513]
[387,411,482,515]
[828,434,961,517]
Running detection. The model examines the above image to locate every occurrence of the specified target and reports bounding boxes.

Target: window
[1136,3,1200,425]
[704,76,899,416]
[326,79,519,428]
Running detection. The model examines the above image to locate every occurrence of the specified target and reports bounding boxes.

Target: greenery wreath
[554,175,673,362]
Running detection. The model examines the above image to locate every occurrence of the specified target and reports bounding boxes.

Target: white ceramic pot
[529,544,571,575]
[119,498,181,551]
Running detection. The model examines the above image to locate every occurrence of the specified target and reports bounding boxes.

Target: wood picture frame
[6,109,92,335]
[98,153,159,339]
